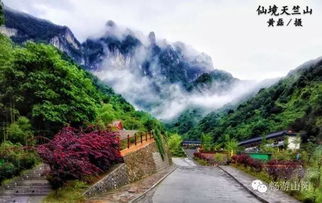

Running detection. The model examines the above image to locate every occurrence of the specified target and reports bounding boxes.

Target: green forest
[185,61,322,143]
[0,34,162,140]
[0,32,164,182]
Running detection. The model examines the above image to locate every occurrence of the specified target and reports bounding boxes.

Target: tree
[1,42,100,137]
[201,133,213,152]
[6,116,33,145]
[95,104,117,129]
[225,138,239,157]
[212,142,223,151]
[37,126,123,187]
[0,0,4,26]
[168,134,185,157]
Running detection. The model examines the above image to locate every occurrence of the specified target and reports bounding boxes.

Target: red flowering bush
[37,126,123,187]
[231,154,263,172]
[248,159,263,172]
[266,160,303,181]
[194,152,228,165]
[231,154,238,163]
[235,154,252,167]
[194,152,215,164]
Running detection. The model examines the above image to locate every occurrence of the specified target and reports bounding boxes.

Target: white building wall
[287,136,301,150]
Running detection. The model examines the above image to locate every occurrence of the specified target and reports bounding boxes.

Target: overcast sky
[3,0,322,80]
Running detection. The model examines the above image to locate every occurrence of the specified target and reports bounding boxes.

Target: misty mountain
[2,7,83,64]
[186,57,322,141]
[1,7,263,121]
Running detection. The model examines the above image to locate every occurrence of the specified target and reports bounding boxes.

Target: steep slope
[0,7,257,121]
[187,58,322,142]
[0,33,162,138]
[2,7,83,64]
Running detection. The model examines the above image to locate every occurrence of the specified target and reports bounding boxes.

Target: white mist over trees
[91,22,267,120]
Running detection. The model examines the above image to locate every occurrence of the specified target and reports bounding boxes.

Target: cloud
[90,29,260,120]
[3,0,322,81]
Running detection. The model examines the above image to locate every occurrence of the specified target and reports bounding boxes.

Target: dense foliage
[193,152,228,165]
[0,0,4,25]
[187,60,322,143]
[44,180,89,203]
[0,142,39,183]
[6,116,33,145]
[168,134,185,157]
[0,36,97,137]
[0,34,162,139]
[166,108,205,135]
[37,127,123,188]
[266,159,303,181]
[232,147,322,202]
[0,32,165,184]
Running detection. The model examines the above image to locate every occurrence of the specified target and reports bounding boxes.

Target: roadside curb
[129,166,177,203]
[218,166,268,203]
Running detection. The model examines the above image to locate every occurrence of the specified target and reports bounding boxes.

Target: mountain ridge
[185,57,322,141]
[1,7,255,121]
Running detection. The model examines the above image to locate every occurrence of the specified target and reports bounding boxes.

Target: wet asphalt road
[137,150,260,203]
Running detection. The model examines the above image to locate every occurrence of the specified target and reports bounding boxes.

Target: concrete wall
[84,141,171,198]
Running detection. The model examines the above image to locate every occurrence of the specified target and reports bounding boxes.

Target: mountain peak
[148,31,156,44]
[106,20,116,27]
[2,7,253,120]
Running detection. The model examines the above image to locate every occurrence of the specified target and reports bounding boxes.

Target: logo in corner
[251,179,267,193]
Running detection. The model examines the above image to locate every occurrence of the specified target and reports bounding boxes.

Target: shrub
[213,153,228,165]
[233,154,252,167]
[168,134,185,157]
[6,116,33,145]
[272,150,295,161]
[0,162,16,181]
[0,141,39,183]
[201,134,213,152]
[249,159,263,172]
[231,154,263,172]
[194,152,214,165]
[194,152,227,165]
[19,153,39,169]
[45,180,89,202]
[266,160,303,181]
[37,126,123,187]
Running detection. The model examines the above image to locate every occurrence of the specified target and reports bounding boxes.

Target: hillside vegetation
[0,34,162,140]
[0,5,166,184]
[186,59,322,142]
[0,32,166,183]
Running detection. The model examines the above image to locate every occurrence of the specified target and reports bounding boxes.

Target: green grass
[44,180,89,203]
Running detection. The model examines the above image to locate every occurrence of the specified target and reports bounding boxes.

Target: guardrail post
[141,134,143,143]
[146,133,148,141]
[135,134,137,145]
[127,134,130,148]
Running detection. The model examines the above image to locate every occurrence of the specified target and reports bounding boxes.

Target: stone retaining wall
[83,164,129,197]
[84,142,171,198]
